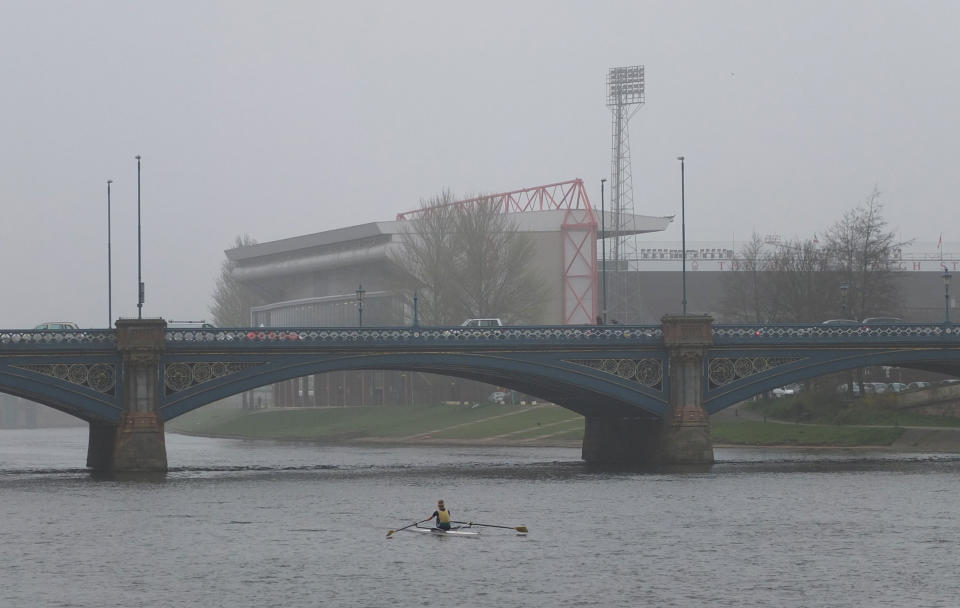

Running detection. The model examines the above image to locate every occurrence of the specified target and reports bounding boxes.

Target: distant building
[226,180,672,406]
[226,182,956,406]
[228,180,673,328]
[619,239,958,322]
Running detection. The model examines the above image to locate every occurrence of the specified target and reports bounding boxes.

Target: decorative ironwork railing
[163,325,664,346]
[0,329,117,348]
[1,323,958,351]
[712,323,959,344]
[164,323,957,347]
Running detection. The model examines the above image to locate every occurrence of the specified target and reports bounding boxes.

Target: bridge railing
[0,329,117,349]
[163,325,665,347]
[3,323,957,351]
[713,323,959,344]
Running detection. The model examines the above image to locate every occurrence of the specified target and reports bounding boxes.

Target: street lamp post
[413,290,419,327]
[135,155,144,319]
[107,179,113,328]
[839,279,855,395]
[943,269,952,325]
[355,283,366,406]
[677,156,687,315]
[356,284,365,327]
[600,178,607,324]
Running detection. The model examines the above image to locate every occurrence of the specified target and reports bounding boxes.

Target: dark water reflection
[3,428,960,607]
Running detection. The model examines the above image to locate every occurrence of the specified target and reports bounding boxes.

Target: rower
[420,499,452,530]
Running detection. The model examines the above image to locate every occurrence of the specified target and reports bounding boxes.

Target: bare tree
[393,191,461,324]
[393,193,548,325]
[210,234,264,327]
[765,237,835,322]
[822,188,909,320]
[720,189,908,323]
[719,233,772,322]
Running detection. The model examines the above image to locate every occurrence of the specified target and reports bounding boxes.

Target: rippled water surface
[3,428,960,607]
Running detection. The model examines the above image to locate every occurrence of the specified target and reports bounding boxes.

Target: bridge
[2,317,959,472]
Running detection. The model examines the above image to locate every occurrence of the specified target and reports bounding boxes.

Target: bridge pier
[87,319,168,473]
[86,422,116,470]
[660,315,714,464]
[581,315,715,466]
[582,416,662,463]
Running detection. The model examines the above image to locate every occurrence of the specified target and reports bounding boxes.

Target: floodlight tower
[606,65,645,322]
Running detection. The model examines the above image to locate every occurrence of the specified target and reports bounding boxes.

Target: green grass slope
[710,420,903,447]
[167,403,586,445]
[168,399,932,449]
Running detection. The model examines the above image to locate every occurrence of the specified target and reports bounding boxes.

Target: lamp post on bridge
[136,155,144,319]
[356,284,365,327]
[943,269,952,326]
[600,178,607,325]
[677,156,687,315]
[107,179,113,328]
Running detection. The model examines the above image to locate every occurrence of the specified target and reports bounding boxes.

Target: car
[772,386,795,397]
[835,383,862,396]
[461,318,503,327]
[488,391,508,404]
[906,381,931,391]
[166,320,216,329]
[31,321,84,342]
[822,319,860,325]
[860,317,905,335]
[887,382,907,393]
[33,322,80,330]
[940,379,960,386]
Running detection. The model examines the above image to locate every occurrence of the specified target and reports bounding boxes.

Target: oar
[453,520,528,534]
[386,522,421,538]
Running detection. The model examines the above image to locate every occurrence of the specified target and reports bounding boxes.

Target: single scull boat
[386,521,527,538]
[406,524,479,537]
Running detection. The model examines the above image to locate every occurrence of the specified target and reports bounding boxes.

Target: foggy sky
[2,0,958,329]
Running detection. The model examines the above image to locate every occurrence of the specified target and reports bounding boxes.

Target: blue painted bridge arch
[158,325,671,421]
[0,329,123,423]
[704,323,960,413]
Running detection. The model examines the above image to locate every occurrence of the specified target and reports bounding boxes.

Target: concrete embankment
[891,384,960,417]
[891,427,960,452]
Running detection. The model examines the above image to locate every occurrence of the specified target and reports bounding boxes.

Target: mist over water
[3,429,960,607]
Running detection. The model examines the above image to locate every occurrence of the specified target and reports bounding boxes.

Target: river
[2,427,960,607]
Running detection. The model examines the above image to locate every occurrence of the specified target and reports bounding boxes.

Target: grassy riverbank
[712,393,960,449]
[167,402,586,446]
[167,396,960,450]
[710,419,903,447]
[740,393,960,428]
